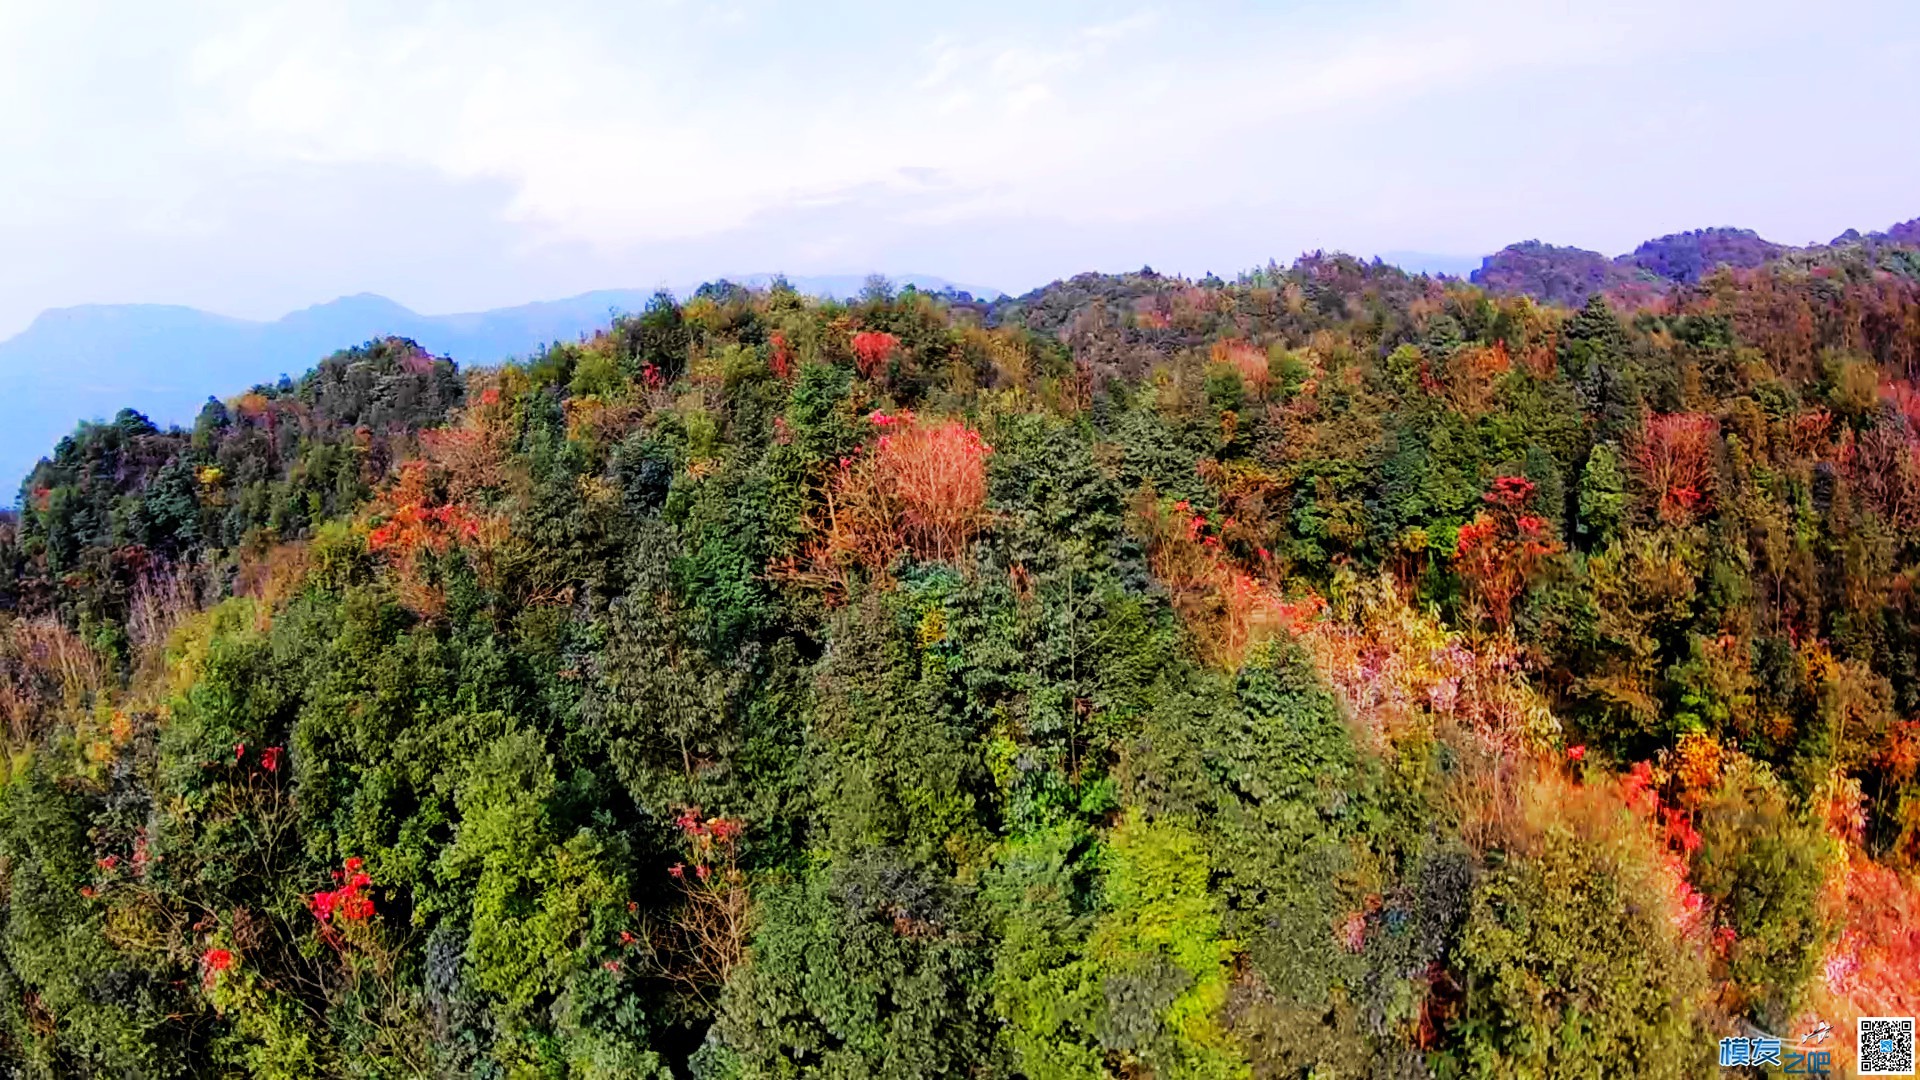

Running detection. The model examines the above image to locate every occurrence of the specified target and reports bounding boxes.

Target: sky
[2,0,1918,337]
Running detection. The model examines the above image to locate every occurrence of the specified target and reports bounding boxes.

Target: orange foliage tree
[419,381,515,501]
[1137,491,1322,669]
[366,461,484,614]
[1209,339,1271,399]
[794,410,992,591]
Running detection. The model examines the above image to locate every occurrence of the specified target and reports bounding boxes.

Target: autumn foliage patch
[794,409,992,589]
[365,460,486,613]
[11,250,1920,1077]
[851,330,898,379]
[1138,491,1323,669]
[1209,339,1271,398]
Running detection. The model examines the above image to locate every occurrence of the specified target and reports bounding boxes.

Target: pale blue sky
[2,0,1917,335]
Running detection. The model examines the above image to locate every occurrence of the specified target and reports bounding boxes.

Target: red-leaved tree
[769,331,796,380]
[658,809,748,1002]
[1630,412,1717,524]
[1453,475,1560,627]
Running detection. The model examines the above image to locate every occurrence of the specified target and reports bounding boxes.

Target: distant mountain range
[1372,251,1487,278]
[1469,219,1920,306]
[0,274,995,493]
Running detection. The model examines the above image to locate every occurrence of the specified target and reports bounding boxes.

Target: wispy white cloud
[170,0,1672,245]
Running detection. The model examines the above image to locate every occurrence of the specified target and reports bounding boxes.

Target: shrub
[1439,774,1713,1079]
[1686,758,1837,1027]
[1084,812,1247,1080]
[1576,442,1628,543]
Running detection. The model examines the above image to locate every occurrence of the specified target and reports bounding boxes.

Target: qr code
[1860,1017,1916,1075]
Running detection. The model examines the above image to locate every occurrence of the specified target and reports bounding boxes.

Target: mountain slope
[1,249,1914,1076]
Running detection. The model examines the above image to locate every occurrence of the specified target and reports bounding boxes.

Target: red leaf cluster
[199,947,235,988]
[769,331,795,380]
[1823,857,1920,1017]
[367,502,481,556]
[311,856,374,926]
[1616,762,1709,932]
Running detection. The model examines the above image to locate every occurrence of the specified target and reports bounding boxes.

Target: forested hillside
[2,247,1918,1077]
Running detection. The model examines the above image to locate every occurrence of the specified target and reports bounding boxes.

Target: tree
[1578,443,1629,543]
[618,290,690,383]
[1630,412,1717,524]
[1453,475,1561,626]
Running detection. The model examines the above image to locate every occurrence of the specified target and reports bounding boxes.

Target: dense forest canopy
[1,243,1918,1077]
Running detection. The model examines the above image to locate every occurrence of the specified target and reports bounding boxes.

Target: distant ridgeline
[0,274,999,493]
[1471,218,1920,306]
[1,253,1918,1077]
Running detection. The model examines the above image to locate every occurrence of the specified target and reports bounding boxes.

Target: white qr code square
[1860,1017,1916,1075]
